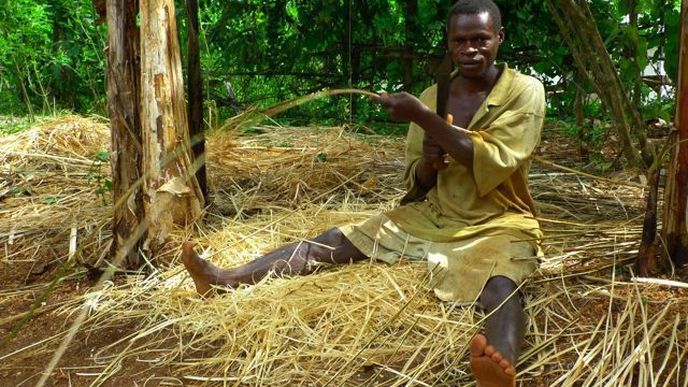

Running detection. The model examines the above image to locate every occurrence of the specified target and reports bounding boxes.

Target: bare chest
[446,92,488,129]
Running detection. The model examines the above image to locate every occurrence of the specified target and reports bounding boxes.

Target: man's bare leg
[470,276,523,387]
[181,227,367,296]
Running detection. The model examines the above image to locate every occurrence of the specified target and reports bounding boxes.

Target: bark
[106,0,144,268]
[139,0,204,255]
[186,0,207,202]
[637,167,660,275]
[628,0,643,108]
[574,72,589,162]
[661,0,688,268]
[546,0,651,168]
[341,0,352,90]
[402,0,418,91]
[93,0,107,23]
[344,0,352,119]
[52,2,73,109]
[350,45,361,117]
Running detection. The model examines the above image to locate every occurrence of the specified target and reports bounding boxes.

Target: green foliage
[315,152,328,163]
[0,0,106,116]
[587,152,616,173]
[664,0,682,83]
[0,0,679,136]
[0,115,40,135]
[642,94,675,122]
[41,196,63,205]
[87,150,112,204]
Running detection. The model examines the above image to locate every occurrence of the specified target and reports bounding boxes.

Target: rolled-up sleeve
[470,80,545,197]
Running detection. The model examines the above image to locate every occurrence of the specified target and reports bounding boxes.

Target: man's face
[447,12,504,79]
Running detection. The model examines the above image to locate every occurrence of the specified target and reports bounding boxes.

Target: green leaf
[41,196,62,205]
[95,150,109,162]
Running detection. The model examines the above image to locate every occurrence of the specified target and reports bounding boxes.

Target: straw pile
[0,115,113,267]
[2,116,687,386]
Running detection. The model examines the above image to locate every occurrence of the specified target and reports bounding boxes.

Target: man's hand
[423,133,446,170]
[373,92,432,122]
[425,114,454,170]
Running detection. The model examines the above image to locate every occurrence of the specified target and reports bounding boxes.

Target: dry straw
[1,115,687,386]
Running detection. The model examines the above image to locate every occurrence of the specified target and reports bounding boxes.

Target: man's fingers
[369,93,384,104]
[370,92,389,105]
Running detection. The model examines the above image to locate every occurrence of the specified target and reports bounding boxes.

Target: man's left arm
[376,92,475,169]
[376,77,545,191]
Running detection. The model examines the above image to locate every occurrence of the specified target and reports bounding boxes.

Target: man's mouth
[459,61,481,68]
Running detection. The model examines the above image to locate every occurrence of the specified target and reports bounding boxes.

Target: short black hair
[447,0,502,32]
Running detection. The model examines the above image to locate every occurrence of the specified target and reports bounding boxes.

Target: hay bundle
[2,116,687,385]
[206,126,405,213]
[0,115,110,160]
[1,116,112,265]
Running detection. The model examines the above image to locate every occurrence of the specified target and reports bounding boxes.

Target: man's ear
[498,27,505,44]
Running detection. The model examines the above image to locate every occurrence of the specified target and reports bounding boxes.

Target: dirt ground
[0,255,175,386]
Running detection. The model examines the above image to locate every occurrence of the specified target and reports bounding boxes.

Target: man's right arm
[400,86,444,203]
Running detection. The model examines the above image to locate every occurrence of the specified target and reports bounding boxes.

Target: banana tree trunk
[140,0,204,255]
[106,0,144,268]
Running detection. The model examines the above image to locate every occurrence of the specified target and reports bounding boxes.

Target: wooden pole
[673,0,688,266]
[186,0,207,202]
[661,0,688,268]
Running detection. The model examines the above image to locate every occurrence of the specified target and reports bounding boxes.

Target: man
[181,1,544,385]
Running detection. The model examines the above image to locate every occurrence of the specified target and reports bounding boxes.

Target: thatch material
[0,115,113,266]
[206,125,404,214]
[1,116,687,386]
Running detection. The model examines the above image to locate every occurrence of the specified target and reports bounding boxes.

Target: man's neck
[455,65,501,95]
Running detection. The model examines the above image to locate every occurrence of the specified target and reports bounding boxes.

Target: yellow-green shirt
[386,64,545,243]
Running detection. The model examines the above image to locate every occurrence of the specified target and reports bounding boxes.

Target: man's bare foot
[469,334,516,387]
[181,242,223,297]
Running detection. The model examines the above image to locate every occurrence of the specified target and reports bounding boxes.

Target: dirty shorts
[339,214,540,303]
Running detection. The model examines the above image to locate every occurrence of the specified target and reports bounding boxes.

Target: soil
[0,251,175,386]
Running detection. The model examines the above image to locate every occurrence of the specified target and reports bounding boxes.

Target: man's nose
[462,45,478,56]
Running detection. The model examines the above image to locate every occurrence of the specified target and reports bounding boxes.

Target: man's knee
[308,227,366,263]
[480,275,519,311]
[312,227,346,245]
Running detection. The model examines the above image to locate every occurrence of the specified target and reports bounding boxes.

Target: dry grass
[1,116,687,386]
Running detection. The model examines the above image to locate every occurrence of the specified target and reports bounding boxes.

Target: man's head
[446,0,504,79]
[447,0,502,33]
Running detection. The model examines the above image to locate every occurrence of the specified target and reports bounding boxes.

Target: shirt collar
[485,63,514,107]
[448,62,514,108]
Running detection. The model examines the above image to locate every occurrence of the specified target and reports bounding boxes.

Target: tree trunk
[402,0,418,91]
[661,0,688,268]
[139,0,204,255]
[574,71,589,162]
[546,0,651,168]
[52,2,72,110]
[637,166,660,275]
[627,0,644,108]
[186,0,207,202]
[106,0,144,269]
[342,0,352,120]
[351,45,361,117]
